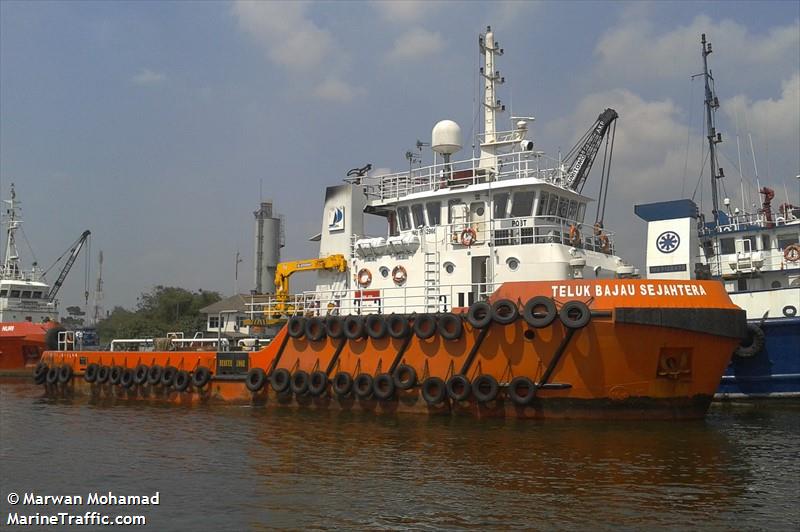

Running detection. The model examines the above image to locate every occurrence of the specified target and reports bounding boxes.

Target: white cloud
[131,68,166,86]
[724,73,800,175]
[313,77,364,103]
[372,1,440,23]
[232,1,335,72]
[386,27,444,62]
[491,1,542,29]
[595,14,800,84]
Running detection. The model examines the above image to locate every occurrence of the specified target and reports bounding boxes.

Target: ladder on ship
[423,250,441,312]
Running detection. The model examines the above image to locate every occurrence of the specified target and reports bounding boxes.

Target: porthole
[443,262,455,274]
[771,280,781,289]
[506,257,520,271]
[379,266,390,278]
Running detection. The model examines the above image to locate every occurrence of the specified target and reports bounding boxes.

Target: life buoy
[392,265,407,286]
[784,244,800,262]
[357,268,372,287]
[568,224,582,247]
[460,227,477,247]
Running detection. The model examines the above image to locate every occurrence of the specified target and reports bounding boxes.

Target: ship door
[471,256,489,304]
[469,201,487,243]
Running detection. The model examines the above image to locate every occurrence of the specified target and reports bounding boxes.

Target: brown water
[1,380,798,531]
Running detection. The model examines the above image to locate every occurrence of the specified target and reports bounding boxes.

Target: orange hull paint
[38,280,744,420]
[0,321,56,371]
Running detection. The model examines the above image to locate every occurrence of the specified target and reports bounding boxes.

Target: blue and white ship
[635,34,799,399]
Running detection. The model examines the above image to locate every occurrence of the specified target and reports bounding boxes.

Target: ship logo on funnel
[656,231,680,254]
[328,206,345,231]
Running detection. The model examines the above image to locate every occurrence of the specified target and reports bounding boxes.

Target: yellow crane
[270,254,347,319]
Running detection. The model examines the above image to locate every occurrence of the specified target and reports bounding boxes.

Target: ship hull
[717,316,800,399]
[0,321,57,374]
[37,281,744,420]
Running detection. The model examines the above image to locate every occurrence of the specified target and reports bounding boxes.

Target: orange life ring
[392,265,407,286]
[784,244,800,262]
[460,227,477,247]
[357,268,372,287]
[568,224,581,247]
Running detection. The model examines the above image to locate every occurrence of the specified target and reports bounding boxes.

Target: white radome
[431,120,462,155]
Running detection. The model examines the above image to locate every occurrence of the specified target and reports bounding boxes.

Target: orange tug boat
[38,280,744,420]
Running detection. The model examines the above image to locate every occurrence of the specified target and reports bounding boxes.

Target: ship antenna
[701,34,724,227]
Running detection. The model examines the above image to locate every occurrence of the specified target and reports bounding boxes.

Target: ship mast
[1,183,22,280]
[478,26,504,171]
[701,34,724,227]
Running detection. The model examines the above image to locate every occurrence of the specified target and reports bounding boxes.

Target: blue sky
[1,1,798,313]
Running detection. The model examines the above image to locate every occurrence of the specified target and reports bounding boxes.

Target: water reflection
[2,381,798,530]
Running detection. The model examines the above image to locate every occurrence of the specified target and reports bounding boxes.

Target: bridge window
[536,192,549,215]
[547,194,559,216]
[577,203,586,222]
[397,207,411,231]
[557,197,569,218]
[10,289,20,298]
[32,291,42,299]
[719,238,735,255]
[411,204,426,228]
[426,201,441,225]
[567,200,578,221]
[21,291,31,298]
[493,193,509,218]
[761,234,771,251]
[511,191,535,217]
[777,233,798,250]
[0,290,6,297]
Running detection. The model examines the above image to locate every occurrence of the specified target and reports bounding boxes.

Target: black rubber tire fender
[305,317,326,342]
[472,374,499,403]
[290,370,310,395]
[413,314,438,339]
[34,362,49,382]
[109,365,124,385]
[308,370,328,396]
[287,316,306,338]
[507,376,536,406]
[438,313,463,341]
[392,364,417,390]
[353,373,374,398]
[270,368,291,393]
[325,316,345,339]
[146,365,163,385]
[492,299,520,325]
[446,374,471,402]
[467,302,493,329]
[96,365,111,384]
[133,364,148,385]
[174,370,191,392]
[373,373,395,400]
[421,377,447,405]
[332,372,353,397]
[246,368,267,392]
[120,368,135,389]
[84,363,99,383]
[559,300,591,329]
[344,316,366,340]
[46,366,59,385]
[192,366,212,388]
[782,305,797,318]
[386,314,411,339]
[522,296,557,328]
[160,366,178,388]
[734,323,766,358]
[57,364,73,384]
[365,314,388,339]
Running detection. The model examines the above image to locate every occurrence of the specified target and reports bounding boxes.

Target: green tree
[95,287,221,345]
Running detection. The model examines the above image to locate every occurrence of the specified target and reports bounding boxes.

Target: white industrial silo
[253,201,284,294]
